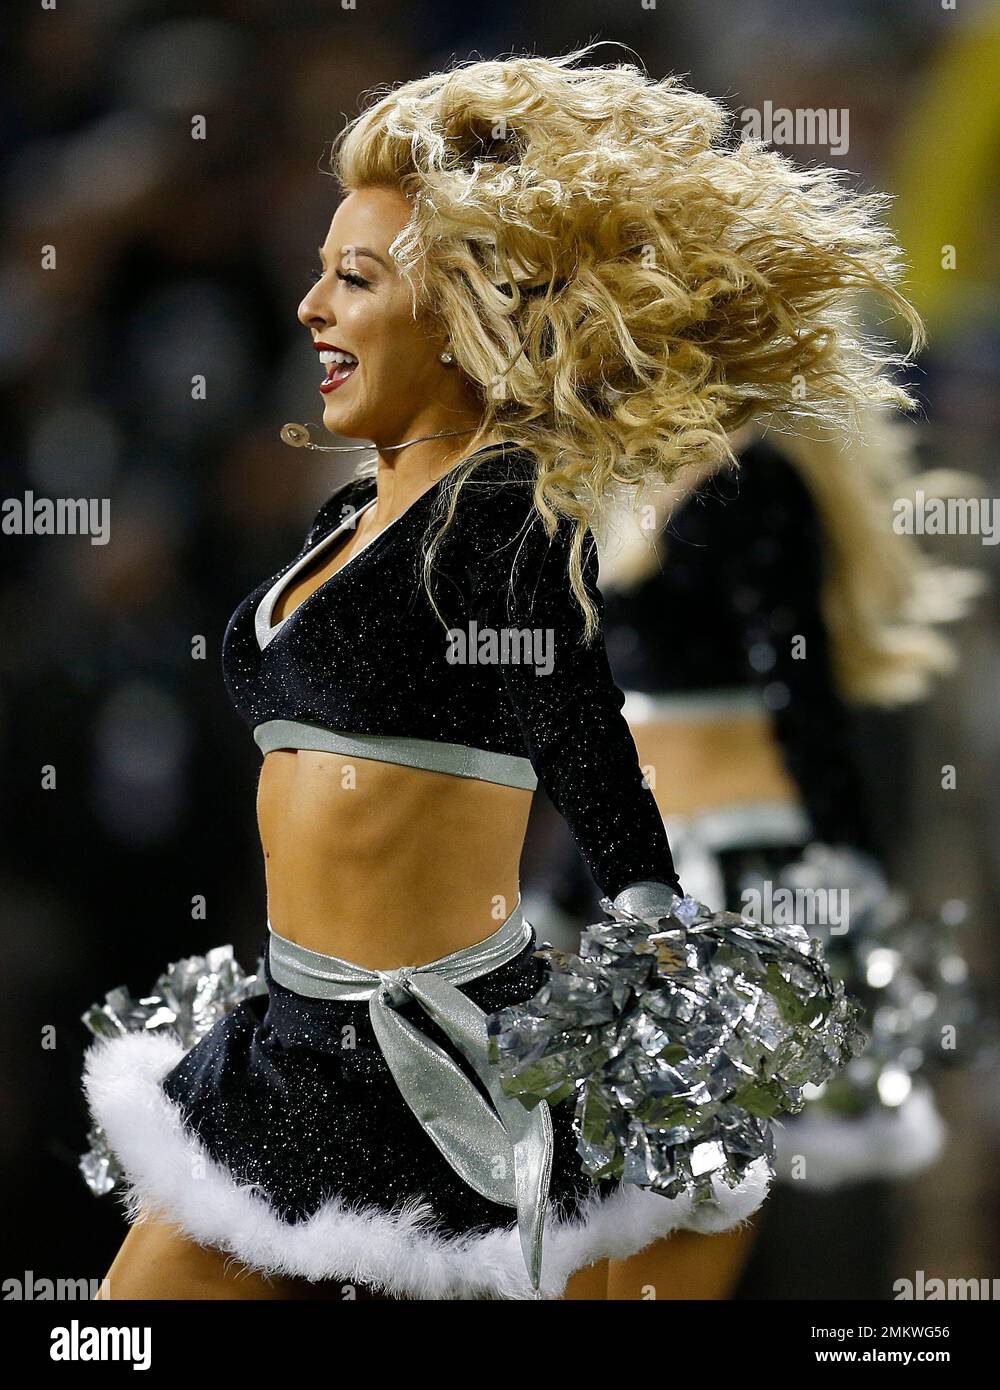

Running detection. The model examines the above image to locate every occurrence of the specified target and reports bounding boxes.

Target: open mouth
[318,348,359,393]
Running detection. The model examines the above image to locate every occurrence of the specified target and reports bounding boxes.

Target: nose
[297,281,333,334]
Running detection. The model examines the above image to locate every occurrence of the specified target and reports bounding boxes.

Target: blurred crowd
[1,0,997,1295]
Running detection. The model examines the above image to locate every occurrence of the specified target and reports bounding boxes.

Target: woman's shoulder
[443,444,601,626]
[670,436,821,548]
[444,443,539,540]
[449,444,589,574]
[457,441,537,498]
[722,437,819,520]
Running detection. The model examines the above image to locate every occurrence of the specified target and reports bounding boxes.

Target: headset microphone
[279,423,478,453]
[279,423,369,452]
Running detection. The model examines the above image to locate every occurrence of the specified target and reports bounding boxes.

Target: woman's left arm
[472,483,684,913]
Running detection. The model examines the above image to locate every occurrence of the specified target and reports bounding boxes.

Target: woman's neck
[370,417,503,516]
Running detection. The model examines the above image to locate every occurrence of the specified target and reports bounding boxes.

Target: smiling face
[298,186,478,448]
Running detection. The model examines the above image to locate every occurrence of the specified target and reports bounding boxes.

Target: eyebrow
[317,244,389,270]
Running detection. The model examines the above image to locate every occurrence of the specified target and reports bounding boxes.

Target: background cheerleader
[524,411,986,1298]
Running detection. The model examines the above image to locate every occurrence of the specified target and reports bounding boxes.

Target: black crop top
[222,444,682,901]
[602,437,875,851]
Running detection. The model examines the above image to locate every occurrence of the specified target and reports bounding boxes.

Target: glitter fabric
[602,438,875,851]
[221,443,681,902]
[158,930,613,1234]
[91,928,797,1298]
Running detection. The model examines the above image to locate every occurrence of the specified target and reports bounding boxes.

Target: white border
[84,1032,773,1300]
[773,1084,947,1190]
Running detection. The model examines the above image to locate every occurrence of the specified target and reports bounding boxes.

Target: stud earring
[439,350,454,365]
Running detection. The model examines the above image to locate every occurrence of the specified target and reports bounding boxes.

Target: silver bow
[267,907,553,1290]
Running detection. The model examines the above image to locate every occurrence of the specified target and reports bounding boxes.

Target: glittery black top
[602,437,874,850]
[222,444,682,901]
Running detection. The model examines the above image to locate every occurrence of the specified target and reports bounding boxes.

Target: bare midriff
[629,711,802,819]
[257,749,534,969]
[258,462,537,968]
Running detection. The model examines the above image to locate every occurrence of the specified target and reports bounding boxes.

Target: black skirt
[83,924,773,1299]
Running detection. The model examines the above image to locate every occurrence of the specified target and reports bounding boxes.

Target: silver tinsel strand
[487,893,868,1205]
[79,944,266,1196]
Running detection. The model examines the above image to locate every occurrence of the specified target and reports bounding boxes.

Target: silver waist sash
[266,902,553,1290]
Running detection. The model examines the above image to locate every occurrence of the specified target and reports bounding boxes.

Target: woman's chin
[320,397,368,440]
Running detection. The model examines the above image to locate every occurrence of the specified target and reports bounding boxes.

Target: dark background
[1,0,997,1297]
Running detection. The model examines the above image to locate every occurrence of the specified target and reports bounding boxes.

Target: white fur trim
[83,1032,773,1300]
[772,1084,948,1191]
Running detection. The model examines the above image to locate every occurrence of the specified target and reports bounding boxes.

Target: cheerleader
[529,410,981,1297]
[80,46,922,1300]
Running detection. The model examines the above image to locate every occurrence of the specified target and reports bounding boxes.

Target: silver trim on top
[254,498,378,651]
[661,800,815,914]
[621,688,768,723]
[253,719,539,791]
[663,800,814,853]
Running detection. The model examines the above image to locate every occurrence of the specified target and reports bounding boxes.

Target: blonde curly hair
[599,410,984,707]
[329,44,925,638]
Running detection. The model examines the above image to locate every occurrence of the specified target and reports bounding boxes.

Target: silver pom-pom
[739,846,992,1121]
[80,944,266,1195]
[487,894,867,1205]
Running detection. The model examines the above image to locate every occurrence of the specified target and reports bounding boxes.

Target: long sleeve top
[602,437,876,851]
[221,443,683,901]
